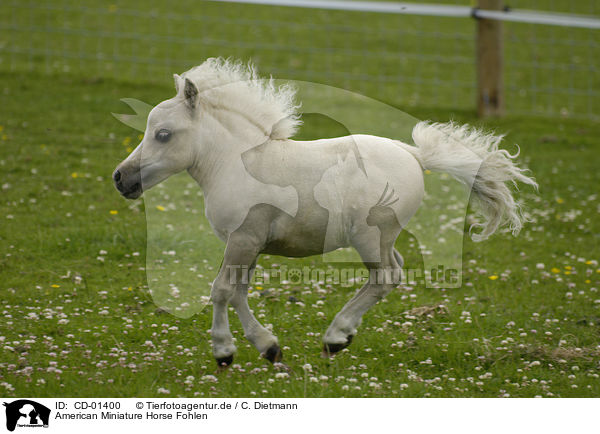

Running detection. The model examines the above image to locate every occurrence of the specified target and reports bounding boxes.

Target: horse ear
[184,78,199,110]
[173,74,181,93]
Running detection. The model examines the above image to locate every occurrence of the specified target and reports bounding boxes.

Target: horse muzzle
[113,168,143,199]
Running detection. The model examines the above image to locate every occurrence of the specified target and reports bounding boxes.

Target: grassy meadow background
[1,0,599,397]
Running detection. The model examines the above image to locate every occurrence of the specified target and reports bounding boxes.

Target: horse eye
[155,129,172,143]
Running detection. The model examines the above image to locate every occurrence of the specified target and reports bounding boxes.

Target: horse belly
[262,203,347,257]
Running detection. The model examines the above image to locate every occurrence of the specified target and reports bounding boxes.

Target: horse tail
[396,121,538,242]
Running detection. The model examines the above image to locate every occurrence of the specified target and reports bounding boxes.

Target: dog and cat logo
[3,400,50,431]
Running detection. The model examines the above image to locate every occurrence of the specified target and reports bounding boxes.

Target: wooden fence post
[476,0,504,117]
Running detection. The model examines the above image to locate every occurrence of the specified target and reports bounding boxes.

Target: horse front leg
[229,263,282,363]
[210,234,262,367]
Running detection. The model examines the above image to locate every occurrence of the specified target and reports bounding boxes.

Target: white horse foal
[114,58,537,366]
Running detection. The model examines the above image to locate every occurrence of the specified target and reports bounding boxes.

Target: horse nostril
[113,169,121,182]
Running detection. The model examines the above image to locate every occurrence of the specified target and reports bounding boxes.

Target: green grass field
[1,1,599,398]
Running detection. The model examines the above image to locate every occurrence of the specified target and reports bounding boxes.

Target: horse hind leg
[393,248,404,268]
[322,229,402,356]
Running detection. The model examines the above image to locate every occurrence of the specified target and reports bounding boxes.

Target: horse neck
[187,112,271,192]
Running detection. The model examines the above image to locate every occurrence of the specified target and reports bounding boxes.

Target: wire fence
[0,0,598,119]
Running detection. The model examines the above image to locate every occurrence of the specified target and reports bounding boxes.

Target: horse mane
[180,58,302,140]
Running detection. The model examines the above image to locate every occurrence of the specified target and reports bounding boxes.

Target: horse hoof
[215,354,234,368]
[322,335,353,357]
[262,344,283,363]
